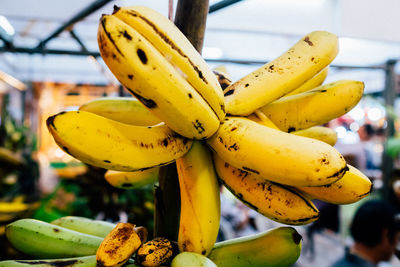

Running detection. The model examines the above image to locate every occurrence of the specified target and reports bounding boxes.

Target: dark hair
[350,200,398,247]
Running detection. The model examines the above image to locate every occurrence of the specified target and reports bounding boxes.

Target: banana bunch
[39,4,374,267]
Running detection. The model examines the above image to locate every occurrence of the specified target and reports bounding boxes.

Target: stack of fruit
[1,5,372,267]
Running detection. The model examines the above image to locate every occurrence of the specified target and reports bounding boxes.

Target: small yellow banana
[260,80,364,132]
[224,31,338,115]
[214,156,319,225]
[46,111,192,171]
[176,141,220,256]
[98,7,224,139]
[104,168,159,189]
[135,237,177,267]
[207,117,348,187]
[285,67,329,96]
[297,165,372,205]
[79,97,161,126]
[96,222,142,267]
[292,126,338,146]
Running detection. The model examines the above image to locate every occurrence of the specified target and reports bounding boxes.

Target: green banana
[51,216,116,238]
[208,227,302,267]
[6,219,102,259]
[172,252,217,267]
[0,255,96,267]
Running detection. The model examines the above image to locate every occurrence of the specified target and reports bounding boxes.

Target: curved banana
[292,126,338,146]
[105,168,159,189]
[207,117,348,187]
[285,67,329,96]
[176,141,220,255]
[96,222,142,267]
[98,7,224,139]
[51,216,116,238]
[247,110,280,130]
[297,165,372,205]
[135,237,177,267]
[260,80,365,132]
[224,31,338,115]
[214,156,319,225]
[0,255,96,267]
[46,111,192,171]
[6,219,102,258]
[79,97,161,126]
[172,252,217,267]
[208,227,302,267]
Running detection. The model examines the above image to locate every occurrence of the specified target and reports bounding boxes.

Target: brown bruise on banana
[128,90,157,109]
[136,237,175,266]
[15,260,81,266]
[100,16,125,57]
[303,36,314,46]
[192,119,206,135]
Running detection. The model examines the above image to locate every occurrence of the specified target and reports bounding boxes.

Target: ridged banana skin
[176,141,221,256]
[0,255,96,267]
[260,80,365,132]
[51,216,115,238]
[5,219,102,259]
[285,66,329,96]
[46,111,192,171]
[292,126,338,146]
[98,15,220,139]
[113,6,225,122]
[79,97,161,126]
[224,31,338,115]
[208,227,302,267]
[171,252,217,267]
[207,117,348,187]
[297,165,372,205]
[105,168,159,189]
[214,156,319,225]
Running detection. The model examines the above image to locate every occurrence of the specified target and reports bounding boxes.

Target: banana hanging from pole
[176,141,221,256]
[260,80,364,132]
[46,111,192,171]
[224,31,338,115]
[214,156,319,225]
[98,6,225,139]
[207,117,348,187]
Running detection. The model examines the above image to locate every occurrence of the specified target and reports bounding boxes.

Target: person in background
[331,200,400,267]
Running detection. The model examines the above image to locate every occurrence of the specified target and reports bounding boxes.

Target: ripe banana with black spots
[96,222,142,267]
[208,227,302,267]
[79,97,161,126]
[6,219,102,258]
[260,80,364,132]
[297,165,372,204]
[135,237,178,267]
[46,111,192,171]
[292,126,338,146]
[98,6,225,139]
[176,141,220,255]
[285,67,329,96]
[214,156,319,225]
[207,117,348,187]
[0,255,96,267]
[104,168,159,189]
[172,252,217,267]
[51,216,115,238]
[224,31,338,115]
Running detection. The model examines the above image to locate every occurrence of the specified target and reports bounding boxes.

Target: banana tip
[113,5,120,14]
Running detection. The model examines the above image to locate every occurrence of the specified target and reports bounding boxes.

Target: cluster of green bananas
[4,5,372,267]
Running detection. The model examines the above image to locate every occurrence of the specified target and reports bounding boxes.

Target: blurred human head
[350,200,400,262]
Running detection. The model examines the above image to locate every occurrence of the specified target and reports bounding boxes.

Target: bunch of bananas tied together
[4,5,372,267]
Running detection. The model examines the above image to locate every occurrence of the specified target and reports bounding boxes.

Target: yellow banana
[208,227,302,267]
[51,216,115,238]
[98,7,224,139]
[79,97,161,126]
[96,222,142,267]
[46,111,192,171]
[214,156,319,225]
[0,255,96,267]
[260,80,364,132]
[0,201,29,213]
[135,237,177,267]
[104,168,159,189]
[297,165,372,205]
[176,141,220,256]
[247,110,280,130]
[224,31,338,115]
[0,147,24,166]
[172,252,217,267]
[285,67,329,96]
[292,126,338,146]
[207,117,348,187]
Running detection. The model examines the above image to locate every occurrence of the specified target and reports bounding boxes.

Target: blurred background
[0,0,399,265]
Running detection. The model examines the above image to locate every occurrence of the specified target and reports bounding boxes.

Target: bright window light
[347,106,364,121]
[0,16,15,36]
[203,47,223,59]
[335,126,347,139]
